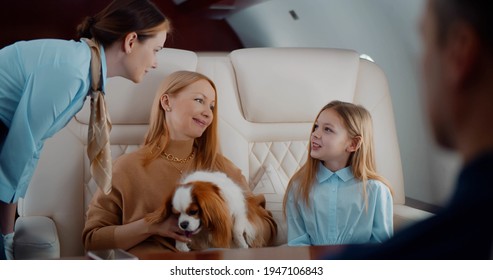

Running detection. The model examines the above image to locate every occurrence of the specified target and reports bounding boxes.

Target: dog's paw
[176,241,190,252]
[243,223,258,247]
[236,238,249,248]
[233,231,249,248]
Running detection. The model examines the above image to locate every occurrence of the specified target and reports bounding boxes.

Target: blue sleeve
[370,183,394,243]
[286,188,311,246]
[0,65,85,202]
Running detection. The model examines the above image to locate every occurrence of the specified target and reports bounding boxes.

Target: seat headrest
[230,48,360,123]
[76,48,198,125]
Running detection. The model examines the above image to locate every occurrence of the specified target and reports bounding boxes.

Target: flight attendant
[0,0,170,259]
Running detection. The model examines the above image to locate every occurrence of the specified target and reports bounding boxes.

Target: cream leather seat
[14,47,431,259]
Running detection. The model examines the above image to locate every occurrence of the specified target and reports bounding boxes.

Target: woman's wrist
[143,218,158,236]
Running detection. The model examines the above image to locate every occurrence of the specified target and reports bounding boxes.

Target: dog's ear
[192,182,232,248]
[145,194,173,224]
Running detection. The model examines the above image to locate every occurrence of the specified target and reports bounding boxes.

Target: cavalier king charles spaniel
[146,171,267,252]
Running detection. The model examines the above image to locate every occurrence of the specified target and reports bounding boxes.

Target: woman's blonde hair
[283,100,392,214]
[143,70,224,170]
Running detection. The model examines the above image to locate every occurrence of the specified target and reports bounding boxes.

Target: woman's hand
[150,215,191,243]
[111,215,189,251]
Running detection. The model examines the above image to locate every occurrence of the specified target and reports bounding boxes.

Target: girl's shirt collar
[316,162,354,183]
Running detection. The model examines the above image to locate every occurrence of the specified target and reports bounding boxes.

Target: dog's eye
[188,209,198,215]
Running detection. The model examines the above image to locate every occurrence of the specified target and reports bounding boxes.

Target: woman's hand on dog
[151,215,191,243]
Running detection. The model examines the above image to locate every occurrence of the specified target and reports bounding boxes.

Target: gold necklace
[167,161,189,174]
[161,150,195,174]
[162,150,195,164]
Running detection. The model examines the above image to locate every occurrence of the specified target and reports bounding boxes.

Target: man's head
[432,0,493,49]
[420,0,493,152]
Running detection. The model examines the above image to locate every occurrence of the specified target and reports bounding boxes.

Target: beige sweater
[83,139,276,255]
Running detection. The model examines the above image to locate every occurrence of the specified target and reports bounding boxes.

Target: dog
[146,171,267,252]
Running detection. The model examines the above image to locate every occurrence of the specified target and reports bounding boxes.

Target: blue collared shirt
[286,163,393,246]
[0,39,107,202]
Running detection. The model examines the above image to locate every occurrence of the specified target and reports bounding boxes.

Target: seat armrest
[14,216,60,259]
[393,204,434,232]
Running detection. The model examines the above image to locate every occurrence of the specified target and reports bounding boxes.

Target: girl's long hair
[143,70,224,171]
[283,100,392,215]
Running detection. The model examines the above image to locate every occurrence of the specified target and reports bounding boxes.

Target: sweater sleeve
[82,157,126,251]
[82,186,123,251]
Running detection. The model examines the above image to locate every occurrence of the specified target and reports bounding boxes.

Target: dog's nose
[179,221,189,230]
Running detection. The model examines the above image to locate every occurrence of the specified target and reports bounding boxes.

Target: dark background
[0,0,259,51]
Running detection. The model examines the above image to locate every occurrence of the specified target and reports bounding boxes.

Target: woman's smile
[193,117,208,127]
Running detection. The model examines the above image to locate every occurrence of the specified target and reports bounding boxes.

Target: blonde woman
[283,100,393,246]
[83,71,277,256]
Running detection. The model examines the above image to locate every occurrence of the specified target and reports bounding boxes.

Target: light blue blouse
[286,163,393,246]
[0,39,107,203]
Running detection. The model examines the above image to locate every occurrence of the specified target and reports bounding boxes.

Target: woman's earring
[166,107,171,112]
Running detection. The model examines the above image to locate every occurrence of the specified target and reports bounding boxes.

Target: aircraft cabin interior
[0,0,471,262]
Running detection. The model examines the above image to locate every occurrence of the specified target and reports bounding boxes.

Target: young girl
[283,100,393,246]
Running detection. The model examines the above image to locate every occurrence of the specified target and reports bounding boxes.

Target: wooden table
[136,245,345,260]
